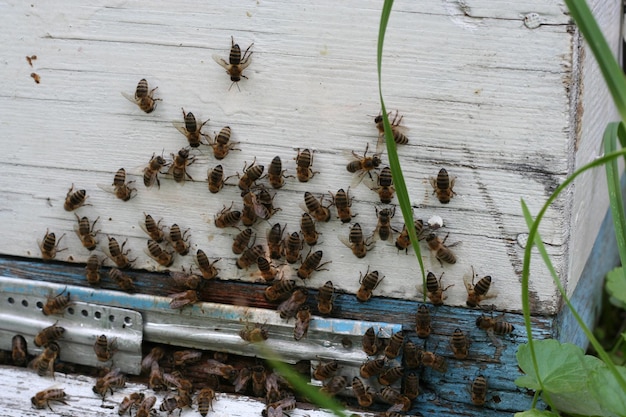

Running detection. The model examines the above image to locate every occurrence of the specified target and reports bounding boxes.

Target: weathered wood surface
[2,0,615,316]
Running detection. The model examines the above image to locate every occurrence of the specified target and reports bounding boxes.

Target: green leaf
[589,365,626,417]
[606,267,626,309]
[514,410,559,417]
[516,340,587,392]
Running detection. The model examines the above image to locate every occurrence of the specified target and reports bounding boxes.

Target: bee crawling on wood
[109,268,136,292]
[145,239,174,267]
[302,191,331,222]
[464,266,496,308]
[214,202,241,228]
[122,78,161,113]
[415,304,432,339]
[118,392,144,416]
[213,36,253,91]
[418,271,454,306]
[168,223,191,256]
[195,249,220,280]
[140,212,165,242]
[295,148,319,182]
[264,278,297,302]
[268,155,289,189]
[168,148,195,183]
[429,167,456,204]
[476,312,514,335]
[329,188,356,223]
[356,267,384,302]
[210,126,241,160]
[63,183,89,211]
[368,165,395,204]
[426,232,458,266]
[143,153,168,189]
[316,280,335,315]
[31,387,68,410]
[395,219,425,254]
[297,250,331,280]
[107,236,135,268]
[373,206,397,241]
[346,142,382,187]
[74,214,100,251]
[450,328,470,359]
[278,287,308,320]
[375,110,409,145]
[470,375,488,406]
[39,229,67,261]
[98,168,137,201]
[339,222,374,259]
[207,164,231,193]
[93,368,127,399]
[173,108,209,148]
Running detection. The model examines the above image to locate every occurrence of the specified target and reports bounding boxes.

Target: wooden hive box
[0,0,621,415]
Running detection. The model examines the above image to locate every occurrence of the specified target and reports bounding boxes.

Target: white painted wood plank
[0,0,585,314]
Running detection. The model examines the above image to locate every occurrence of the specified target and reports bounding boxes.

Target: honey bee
[380,389,412,413]
[415,304,432,339]
[293,305,312,340]
[195,249,220,280]
[375,110,409,145]
[237,244,265,269]
[39,230,66,260]
[316,280,334,315]
[238,160,265,191]
[197,387,216,416]
[464,267,496,307]
[148,362,164,390]
[256,256,280,282]
[209,126,240,160]
[295,148,318,182]
[352,377,374,407]
[107,236,135,268]
[303,191,331,222]
[284,232,304,264]
[162,371,193,391]
[298,213,320,246]
[109,268,135,292]
[266,396,296,414]
[476,314,514,335]
[173,108,209,148]
[169,290,199,309]
[347,143,382,187]
[140,213,165,242]
[122,78,160,113]
[29,342,59,377]
[251,365,267,397]
[359,358,385,378]
[339,222,374,259]
[231,228,254,255]
[264,278,297,302]
[241,192,262,226]
[31,387,68,410]
[173,349,202,367]
[42,288,71,316]
[141,346,165,374]
[239,322,269,343]
[63,183,89,211]
[11,334,27,366]
[425,233,457,266]
[101,168,136,201]
[268,156,288,189]
[450,328,470,359]
[72,214,98,251]
[266,223,285,259]
[158,395,184,414]
[233,367,251,392]
[429,168,456,204]
[403,339,421,368]
[421,351,447,373]
[264,372,282,403]
[421,271,453,306]
[214,203,241,228]
[255,187,280,218]
[278,287,308,319]
[330,188,355,223]
[362,327,381,356]
[136,396,157,417]
[374,206,396,241]
[379,365,404,386]
[297,250,331,280]
[470,375,488,406]
[357,268,384,302]
[207,164,232,193]
[213,36,253,90]
[143,153,167,188]
[385,331,404,359]
[402,372,419,400]
[168,148,195,183]
[94,334,118,362]
[145,240,174,267]
[118,392,144,416]
[369,166,395,204]
[194,358,237,380]
[395,219,424,254]
[34,322,65,347]
[321,375,347,396]
[168,223,190,256]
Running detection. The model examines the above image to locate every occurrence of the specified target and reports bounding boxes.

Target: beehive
[0,0,621,415]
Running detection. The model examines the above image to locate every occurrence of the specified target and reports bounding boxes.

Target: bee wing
[240,57,252,70]
[121,91,139,105]
[212,54,231,70]
[350,170,369,189]
[171,120,188,137]
[363,174,378,191]
[337,234,352,250]
[462,269,475,291]
[96,183,118,196]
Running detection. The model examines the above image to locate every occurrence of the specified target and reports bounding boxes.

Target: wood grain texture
[0,0,597,316]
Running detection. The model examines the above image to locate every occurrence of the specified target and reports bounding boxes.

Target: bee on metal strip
[195,249,220,280]
[329,188,356,223]
[429,168,456,204]
[464,266,496,307]
[384,331,404,359]
[277,287,308,320]
[415,304,432,339]
[169,290,199,309]
[321,375,347,396]
[295,148,318,182]
[379,365,404,386]
[34,322,65,347]
[346,142,382,187]
[63,184,89,211]
[173,108,209,148]
[297,250,331,280]
[31,387,68,410]
[293,305,311,340]
[316,280,334,315]
[143,153,168,188]
[375,110,409,145]
[359,358,385,379]
[109,268,135,292]
[39,229,67,260]
[121,78,160,113]
[361,326,381,356]
[11,335,27,366]
[239,322,268,343]
[313,360,339,381]
[426,232,458,266]
[94,334,118,362]
[213,36,253,90]
[356,267,384,302]
[352,376,374,407]
[42,288,71,316]
[74,214,99,251]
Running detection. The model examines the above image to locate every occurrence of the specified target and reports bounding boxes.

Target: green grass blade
[377,0,427,294]
[604,122,626,281]
[564,0,626,121]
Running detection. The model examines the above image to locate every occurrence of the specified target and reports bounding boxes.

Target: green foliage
[514,409,560,417]
[606,266,626,309]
